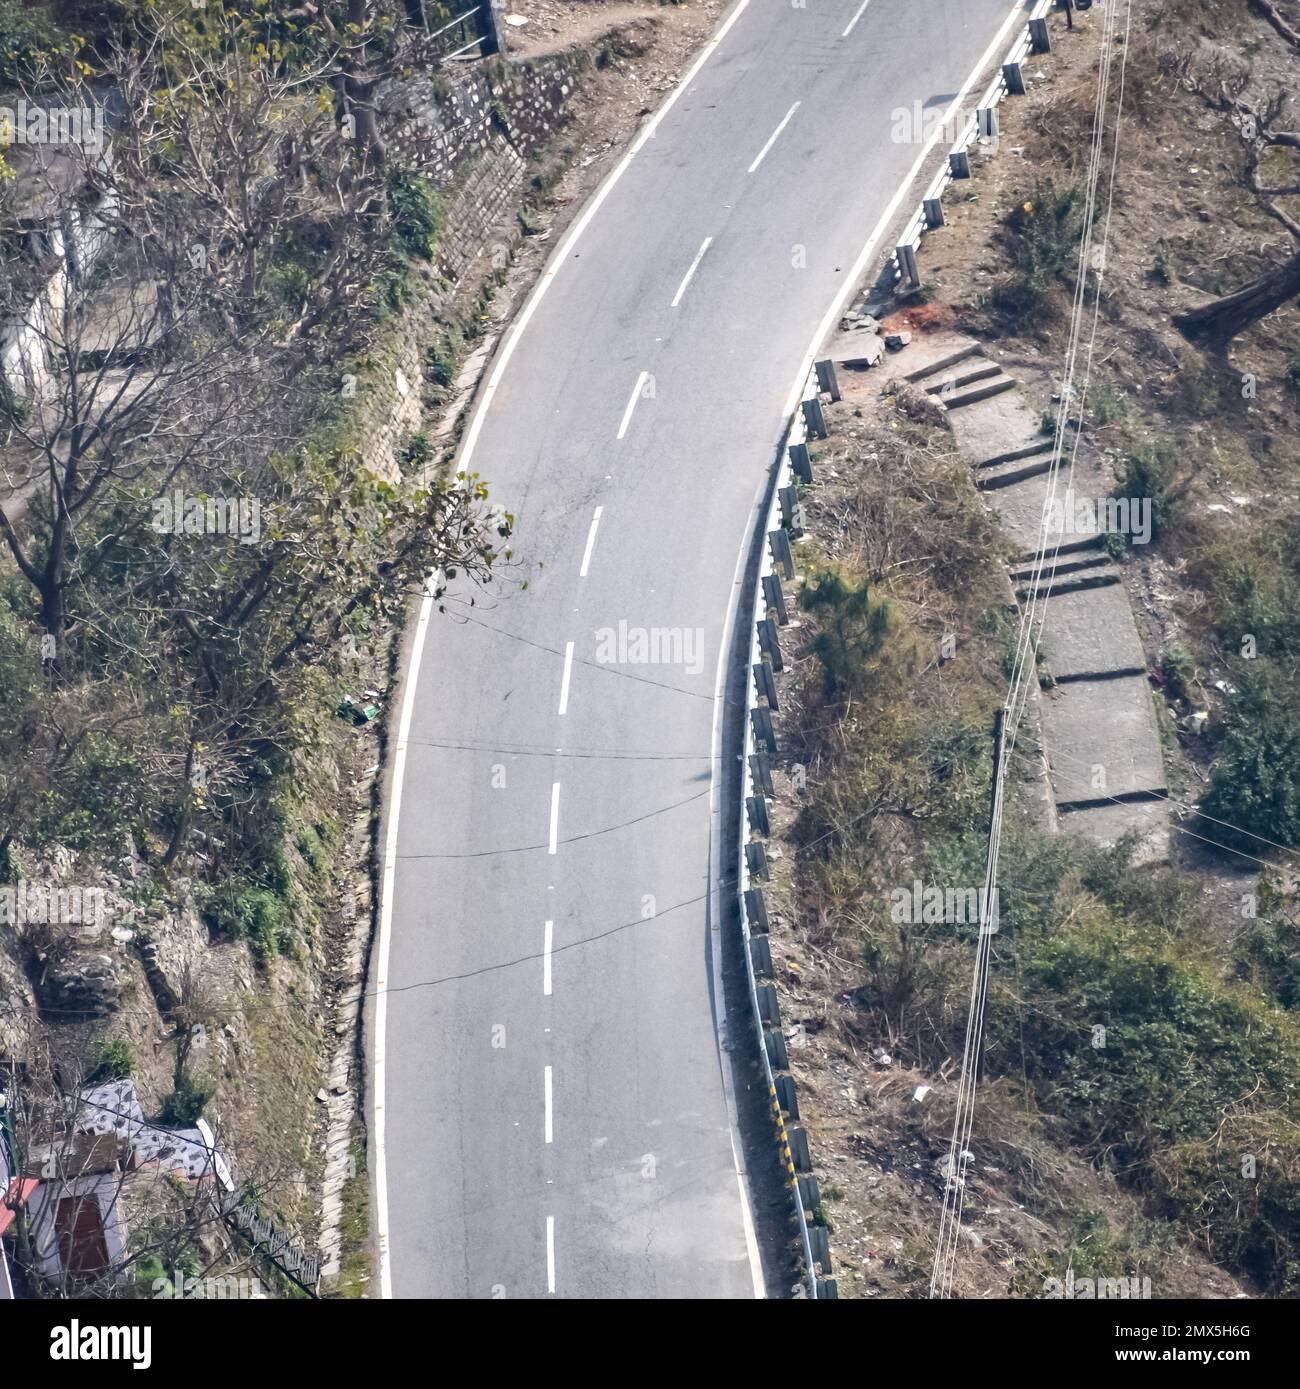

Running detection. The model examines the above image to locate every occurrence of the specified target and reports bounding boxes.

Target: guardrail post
[948,148,972,179]
[797,1174,820,1209]
[788,1126,812,1172]
[749,750,774,797]
[745,840,769,880]
[757,617,783,671]
[764,1027,788,1070]
[896,242,920,290]
[1029,15,1050,53]
[776,1075,800,1119]
[778,484,802,536]
[800,395,828,439]
[808,1227,831,1272]
[816,1277,839,1299]
[768,528,794,579]
[977,106,999,139]
[744,887,770,933]
[788,440,813,483]
[752,660,778,711]
[750,704,777,753]
[750,936,773,977]
[923,196,945,229]
[1003,59,1026,95]
[761,573,788,624]
[814,358,841,401]
[756,982,780,1025]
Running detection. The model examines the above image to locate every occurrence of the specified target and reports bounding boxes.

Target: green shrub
[799,566,895,696]
[1160,645,1196,704]
[388,173,444,263]
[158,1073,214,1126]
[1212,530,1300,659]
[34,733,149,852]
[425,323,464,393]
[992,181,1086,324]
[1150,241,1176,285]
[86,1037,134,1084]
[1007,915,1300,1163]
[1237,917,1300,1012]
[401,432,432,472]
[1199,662,1300,851]
[1114,442,1190,546]
[202,876,295,963]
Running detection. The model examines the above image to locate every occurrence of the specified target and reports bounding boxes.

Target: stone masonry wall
[356,52,586,481]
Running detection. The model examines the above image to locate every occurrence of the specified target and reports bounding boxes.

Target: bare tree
[1175,88,1300,348]
[0,3,510,868]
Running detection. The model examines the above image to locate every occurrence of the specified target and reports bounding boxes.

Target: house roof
[77,1080,233,1187]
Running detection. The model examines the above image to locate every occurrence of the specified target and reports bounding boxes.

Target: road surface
[374,0,1029,1299]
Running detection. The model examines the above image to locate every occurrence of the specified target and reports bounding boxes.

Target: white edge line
[616,369,649,440]
[544,1065,554,1144]
[558,640,574,715]
[670,235,714,308]
[747,100,800,175]
[579,506,603,578]
[373,0,758,1299]
[543,919,553,996]
[548,782,561,854]
[841,0,871,39]
[371,579,435,1301]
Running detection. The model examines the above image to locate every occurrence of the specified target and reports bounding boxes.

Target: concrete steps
[940,374,1017,410]
[977,448,1057,490]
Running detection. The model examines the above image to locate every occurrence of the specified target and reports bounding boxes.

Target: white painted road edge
[370,0,1027,1301]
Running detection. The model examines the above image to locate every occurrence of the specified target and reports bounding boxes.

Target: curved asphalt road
[374,0,1028,1299]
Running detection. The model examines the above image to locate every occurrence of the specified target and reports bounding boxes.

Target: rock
[40,952,121,1018]
[894,381,951,431]
[885,331,912,351]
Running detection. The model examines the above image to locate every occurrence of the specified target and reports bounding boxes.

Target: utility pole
[973,706,1006,1087]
